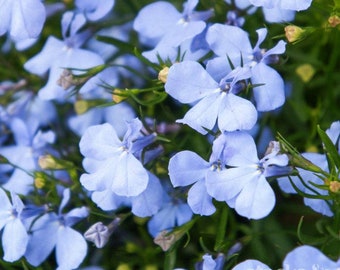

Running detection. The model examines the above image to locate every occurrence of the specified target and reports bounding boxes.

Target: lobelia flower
[232,259,271,270]
[195,254,226,270]
[80,118,158,197]
[24,189,89,270]
[89,171,164,218]
[133,0,213,62]
[74,0,115,22]
[0,0,46,41]
[0,118,56,195]
[282,245,340,269]
[24,11,104,101]
[206,25,286,111]
[0,188,29,262]
[232,245,340,269]
[278,121,340,217]
[205,132,290,219]
[165,60,257,134]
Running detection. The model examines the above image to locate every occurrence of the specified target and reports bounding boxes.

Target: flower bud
[38,155,64,170]
[34,172,46,189]
[329,181,340,193]
[112,89,128,103]
[153,230,176,251]
[328,15,340,27]
[84,218,121,248]
[284,25,306,43]
[158,67,169,83]
[296,64,315,83]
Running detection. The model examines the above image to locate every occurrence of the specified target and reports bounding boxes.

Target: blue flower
[232,259,270,270]
[283,245,340,269]
[0,189,29,262]
[168,150,215,216]
[0,118,56,195]
[205,132,289,219]
[133,0,213,62]
[278,153,333,216]
[24,189,89,269]
[206,24,286,111]
[80,119,156,197]
[74,0,115,21]
[0,0,46,41]
[249,0,313,12]
[24,12,103,101]
[165,61,257,134]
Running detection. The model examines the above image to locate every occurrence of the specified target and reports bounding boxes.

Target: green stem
[214,206,228,252]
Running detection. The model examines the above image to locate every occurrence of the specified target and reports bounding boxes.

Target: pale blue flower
[0,0,46,41]
[25,189,89,269]
[282,245,340,269]
[0,188,29,262]
[206,25,286,111]
[24,12,103,101]
[165,61,257,134]
[80,119,156,197]
[205,132,289,219]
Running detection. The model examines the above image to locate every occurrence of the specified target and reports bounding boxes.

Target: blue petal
[80,157,118,191]
[131,173,164,217]
[206,24,252,65]
[251,63,285,111]
[206,167,256,202]
[25,213,58,266]
[187,179,216,216]
[24,36,64,76]
[0,0,12,36]
[111,152,149,196]
[10,0,45,41]
[220,131,259,166]
[56,227,87,270]
[133,1,181,46]
[75,0,115,21]
[232,259,269,270]
[262,7,295,23]
[234,175,275,219]
[168,150,210,187]
[2,219,28,262]
[178,92,222,134]
[91,189,127,211]
[79,123,122,160]
[217,93,257,132]
[283,245,339,269]
[280,0,312,11]
[165,61,219,103]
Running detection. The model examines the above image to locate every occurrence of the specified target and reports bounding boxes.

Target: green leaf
[317,125,340,170]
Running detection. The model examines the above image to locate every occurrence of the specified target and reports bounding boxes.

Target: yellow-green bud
[112,89,128,103]
[158,67,169,83]
[284,25,306,43]
[329,181,340,193]
[295,64,315,83]
[328,15,340,27]
[34,172,46,189]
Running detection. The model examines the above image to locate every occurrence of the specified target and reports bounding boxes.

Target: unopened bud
[57,69,88,90]
[84,218,121,248]
[329,181,340,193]
[74,100,90,115]
[296,64,315,83]
[39,155,61,170]
[34,172,46,189]
[112,89,128,103]
[328,15,340,27]
[158,67,169,83]
[153,230,176,251]
[285,25,306,43]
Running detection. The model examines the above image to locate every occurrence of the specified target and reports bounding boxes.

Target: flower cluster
[0,0,339,269]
